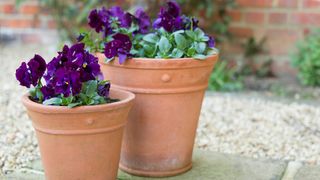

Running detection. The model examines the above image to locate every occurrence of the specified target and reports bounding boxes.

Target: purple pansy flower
[182,16,199,30]
[15,41,111,105]
[153,1,182,32]
[80,53,103,82]
[167,1,180,17]
[27,54,46,86]
[16,62,32,88]
[40,85,55,100]
[104,33,132,64]
[52,68,82,97]
[134,8,151,34]
[15,54,46,88]
[98,82,111,98]
[107,6,133,28]
[207,36,215,48]
[88,8,112,36]
[88,9,105,33]
[44,43,102,97]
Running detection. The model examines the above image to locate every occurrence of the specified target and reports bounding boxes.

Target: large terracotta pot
[98,54,218,177]
[22,88,135,180]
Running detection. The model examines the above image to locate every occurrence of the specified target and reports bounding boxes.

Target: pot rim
[97,53,219,70]
[22,88,135,114]
[96,52,218,61]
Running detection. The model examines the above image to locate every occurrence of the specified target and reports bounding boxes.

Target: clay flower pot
[22,88,135,180]
[98,53,218,177]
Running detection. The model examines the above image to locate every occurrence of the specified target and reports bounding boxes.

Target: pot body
[22,88,135,180]
[98,54,218,177]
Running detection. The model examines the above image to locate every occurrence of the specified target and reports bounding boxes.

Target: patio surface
[3,149,320,180]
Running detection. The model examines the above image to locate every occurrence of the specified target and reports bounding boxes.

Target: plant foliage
[292,30,320,86]
[208,61,243,91]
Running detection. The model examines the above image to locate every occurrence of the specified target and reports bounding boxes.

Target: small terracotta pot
[22,88,135,180]
[98,53,218,177]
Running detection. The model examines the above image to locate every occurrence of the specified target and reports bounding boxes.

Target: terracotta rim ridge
[21,88,135,114]
[112,84,208,94]
[33,122,126,135]
[119,163,192,177]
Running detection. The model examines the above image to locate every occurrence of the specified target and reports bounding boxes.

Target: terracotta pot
[22,88,135,180]
[98,53,218,177]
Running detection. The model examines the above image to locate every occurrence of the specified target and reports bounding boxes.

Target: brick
[269,13,288,24]
[290,12,320,25]
[47,19,56,29]
[276,0,298,8]
[0,3,15,13]
[0,18,37,28]
[266,29,300,55]
[228,10,242,22]
[221,42,243,54]
[229,26,253,38]
[237,0,272,7]
[303,0,320,8]
[244,12,265,24]
[20,4,40,14]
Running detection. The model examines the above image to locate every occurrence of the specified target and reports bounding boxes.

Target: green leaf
[174,33,187,50]
[193,54,207,60]
[35,88,43,101]
[93,95,106,104]
[194,28,205,40]
[85,80,98,98]
[158,36,172,54]
[79,93,89,104]
[61,96,73,105]
[88,99,95,105]
[200,36,210,42]
[185,30,195,40]
[143,33,159,44]
[29,88,36,98]
[207,48,219,55]
[43,97,62,106]
[143,44,156,57]
[171,48,184,58]
[187,47,196,57]
[195,42,207,54]
[68,102,82,108]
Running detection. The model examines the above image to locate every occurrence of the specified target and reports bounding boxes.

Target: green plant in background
[240,37,274,78]
[208,61,243,91]
[292,30,320,86]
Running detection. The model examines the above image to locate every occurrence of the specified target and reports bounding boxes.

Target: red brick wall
[0,0,56,43]
[1,0,320,75]
[227,0,320,75]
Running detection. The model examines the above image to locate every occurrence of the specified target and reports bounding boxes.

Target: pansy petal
[167,1,181,18]
[118,53,127,64]
[16,62,31,88]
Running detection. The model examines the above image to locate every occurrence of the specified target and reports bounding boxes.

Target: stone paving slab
[2,150,289,180]
[294,165,320,180]
[118,150,287,180]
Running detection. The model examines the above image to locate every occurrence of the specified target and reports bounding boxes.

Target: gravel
[1,43,320,175]
[196,94,320,165]
[0,43,56,175]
